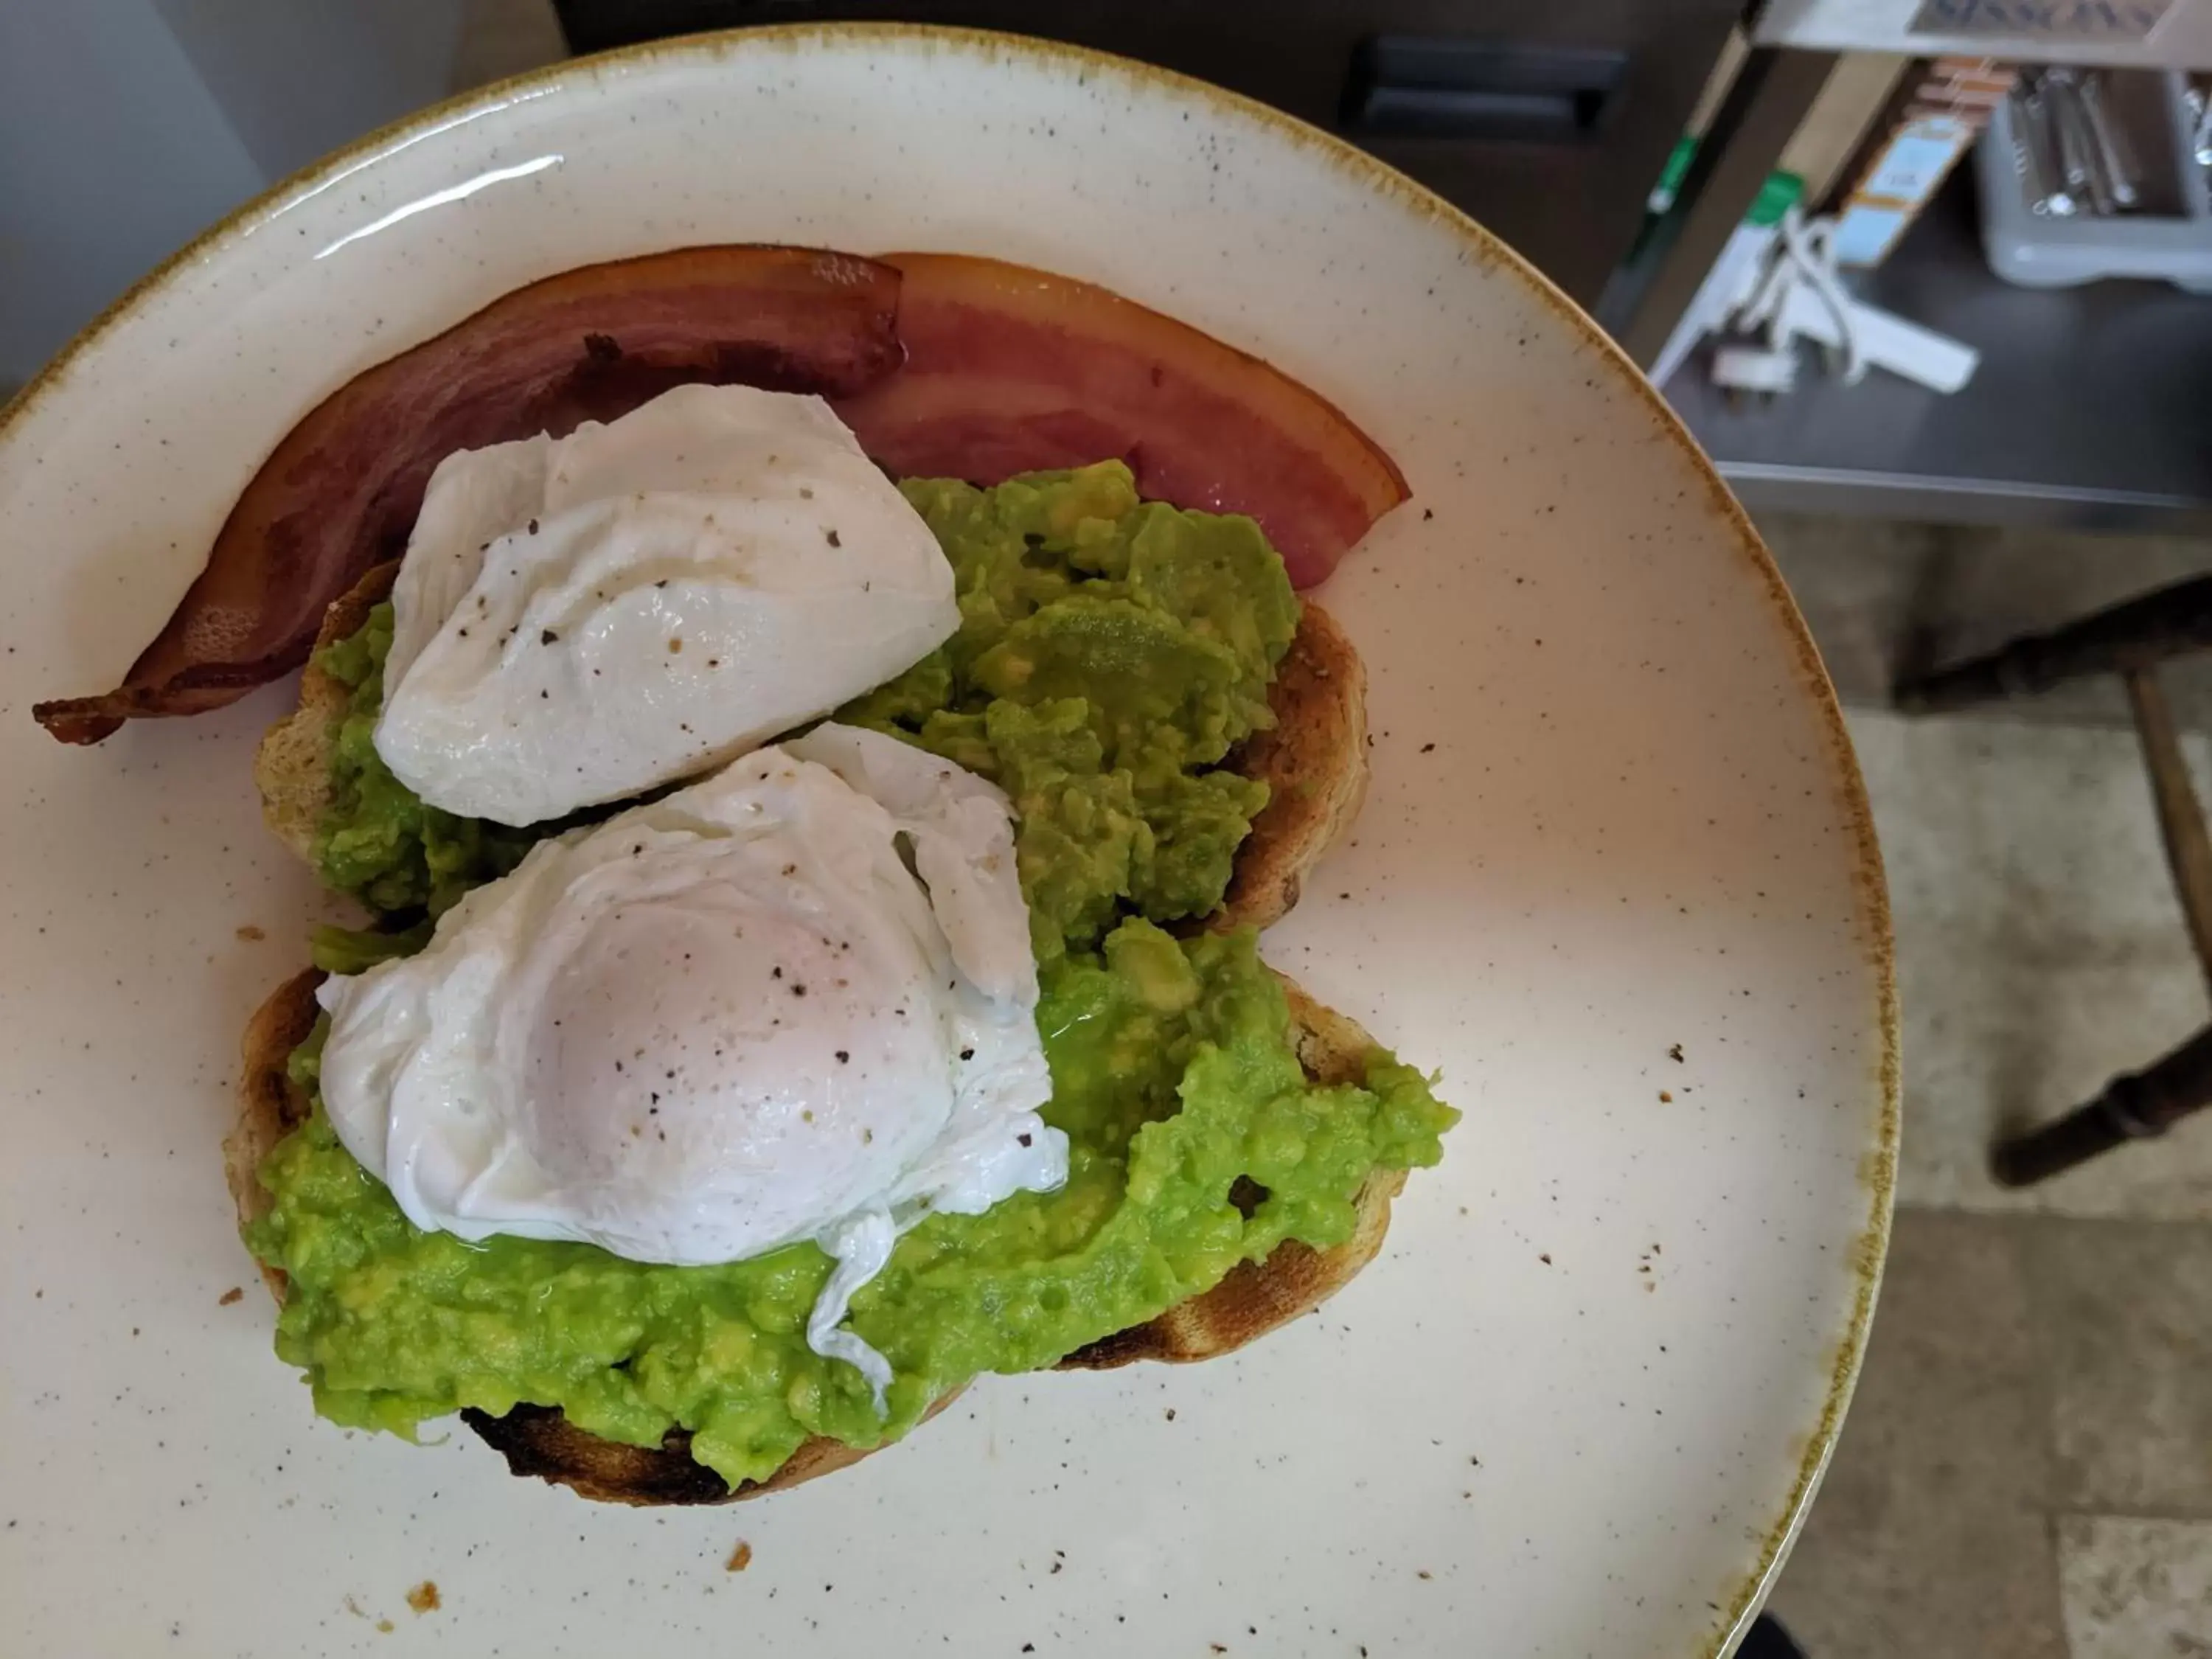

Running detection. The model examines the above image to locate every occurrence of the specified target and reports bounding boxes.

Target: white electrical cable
[1703,201,1976,397]
[1732,204,1865,386]
[1786,209,1865,386]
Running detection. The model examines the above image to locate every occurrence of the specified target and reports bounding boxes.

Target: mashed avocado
[841,465,1293,961]
[312,604,543,919]
[251,462,1456,1488]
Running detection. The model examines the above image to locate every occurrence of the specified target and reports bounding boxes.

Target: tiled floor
[1761,515,2212,1658]
[1769,1212,2068,1659]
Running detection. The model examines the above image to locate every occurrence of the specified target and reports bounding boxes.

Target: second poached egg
[315,723,1065,1398]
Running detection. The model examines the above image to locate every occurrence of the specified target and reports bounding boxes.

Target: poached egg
[374,384,959,827]
[316,722,1066,1400]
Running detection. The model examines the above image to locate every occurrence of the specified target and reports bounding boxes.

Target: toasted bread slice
[229,969,1399,1504]
[253,563,1366,929]
[234,563,1380,1503]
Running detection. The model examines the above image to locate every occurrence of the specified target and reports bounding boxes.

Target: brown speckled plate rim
[0,22,1898,1654]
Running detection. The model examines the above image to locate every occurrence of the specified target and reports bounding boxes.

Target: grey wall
[153,0,465,176]
[0,0,473,389]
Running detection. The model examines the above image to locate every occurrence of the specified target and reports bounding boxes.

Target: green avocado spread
[250,461,1457,1488]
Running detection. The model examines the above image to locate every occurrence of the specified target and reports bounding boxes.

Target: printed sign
[1910,0,2174,37]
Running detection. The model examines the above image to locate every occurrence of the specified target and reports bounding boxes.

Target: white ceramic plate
[0,27,1895,1658]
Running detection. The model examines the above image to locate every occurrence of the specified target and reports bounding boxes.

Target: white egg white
[374,384,960,827]
[316,723,1067,1402]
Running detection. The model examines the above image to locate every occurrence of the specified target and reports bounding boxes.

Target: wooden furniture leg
[1893,573,2212,713]
[1992,1023,2212,1186]
[1989,667,2212,1186]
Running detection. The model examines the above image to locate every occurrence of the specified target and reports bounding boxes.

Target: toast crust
[1217,604,1368,932]
[461,1390,973,1507]
[232,568,1384,1504]
[253,561,397,866]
